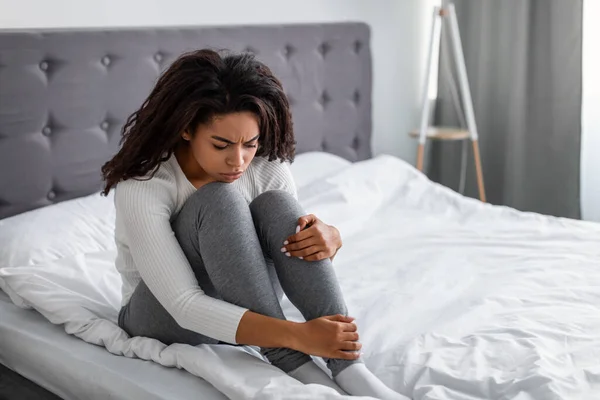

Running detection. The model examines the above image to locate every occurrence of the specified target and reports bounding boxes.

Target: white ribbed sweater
[113,154,296,344]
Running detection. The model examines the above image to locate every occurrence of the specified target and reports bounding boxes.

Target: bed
[2,22,600,400]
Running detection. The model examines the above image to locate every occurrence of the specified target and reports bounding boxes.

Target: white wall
[0,0,439,165]
[581,0,600,222]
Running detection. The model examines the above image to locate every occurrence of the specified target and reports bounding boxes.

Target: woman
[101,49,406,399]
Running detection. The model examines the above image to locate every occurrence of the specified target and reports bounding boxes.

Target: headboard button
[318,42,331,57]
[39,61,49,71]
[319,91,331,108]
[154,52,163,63]
[100,121,109,131]
[42,126,52,136]
[47,190,56,200]
[353,90,361,105]
[283,45,294,59]
[101,56,111,66]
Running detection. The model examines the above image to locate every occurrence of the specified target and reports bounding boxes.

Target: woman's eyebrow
[211,134,260,144]
[245,134,260,143]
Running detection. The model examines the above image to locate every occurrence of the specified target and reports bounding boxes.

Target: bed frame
[0,22,372,399]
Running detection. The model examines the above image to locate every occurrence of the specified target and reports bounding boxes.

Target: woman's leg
[248,190,360,377]
[250,190,409,400]
[118,279,218,346]
[169,182,312,373]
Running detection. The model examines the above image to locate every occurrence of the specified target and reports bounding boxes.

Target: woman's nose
[226,150,244,167]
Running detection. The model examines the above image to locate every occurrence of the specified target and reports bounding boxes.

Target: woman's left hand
[281,214,342,261]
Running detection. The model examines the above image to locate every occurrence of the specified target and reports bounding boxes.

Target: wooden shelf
[409,127,470,141]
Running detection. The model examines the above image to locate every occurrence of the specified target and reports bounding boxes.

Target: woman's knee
[183,182,247,215]
[173,182,248,237]
[250,190,296,213]
[249,190,302,224]
[194,181,246,206]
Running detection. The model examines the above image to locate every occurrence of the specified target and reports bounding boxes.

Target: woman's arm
[236,311,296,348]
[116,180,248,344]
[237,311,361,360]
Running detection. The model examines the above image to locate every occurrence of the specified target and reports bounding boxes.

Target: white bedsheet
[2,154,600,399]
[0,290,227,400]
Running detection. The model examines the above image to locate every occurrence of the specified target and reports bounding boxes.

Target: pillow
[289,151,352,188]
[0,191,116,269]
[0,191,116,307]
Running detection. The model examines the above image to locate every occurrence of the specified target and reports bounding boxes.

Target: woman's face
[183,111,260,183]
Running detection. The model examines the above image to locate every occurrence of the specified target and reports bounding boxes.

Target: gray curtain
[429,0,583,219]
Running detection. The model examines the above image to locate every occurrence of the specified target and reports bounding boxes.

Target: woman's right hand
[292,314,362,360]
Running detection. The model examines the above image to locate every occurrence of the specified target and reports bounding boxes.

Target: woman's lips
[221,171,243,180]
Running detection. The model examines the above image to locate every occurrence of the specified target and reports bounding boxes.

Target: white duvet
[2,154,600,400]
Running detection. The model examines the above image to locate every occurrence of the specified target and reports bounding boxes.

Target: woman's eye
[213,143,257,150]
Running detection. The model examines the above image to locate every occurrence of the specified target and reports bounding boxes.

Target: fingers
[297,214,317,232]
[341,322,358,332]
[341,332,360,342]
[283,240,329,261]
[324,314,355,322]
[333,350,362,360]
[283,237,331,261]
[303,251,328,261]
[287,215,320,244]
[341,341,362,351]
[287,246,320,259]
[285,227,315,245]
[283,238,318,252]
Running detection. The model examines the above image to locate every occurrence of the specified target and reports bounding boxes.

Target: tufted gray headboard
[0,23,372,219]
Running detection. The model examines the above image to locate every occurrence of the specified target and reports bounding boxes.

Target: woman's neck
[174,145,210,187]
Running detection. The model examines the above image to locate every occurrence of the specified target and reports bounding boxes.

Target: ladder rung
[409,127,470,141]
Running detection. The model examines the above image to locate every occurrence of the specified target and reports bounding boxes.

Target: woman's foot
[334,363,410,400]
[288,361,347,395]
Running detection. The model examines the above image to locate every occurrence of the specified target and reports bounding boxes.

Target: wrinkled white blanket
[2,155,600,400]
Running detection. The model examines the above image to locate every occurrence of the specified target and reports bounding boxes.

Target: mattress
[0,291,226,400]
[2,152,600,399]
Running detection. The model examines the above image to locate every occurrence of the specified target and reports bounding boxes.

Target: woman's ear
[182,130,191,141]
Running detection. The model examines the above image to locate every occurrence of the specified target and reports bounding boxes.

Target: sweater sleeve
[115,179,248,344]
[257,159,298,199]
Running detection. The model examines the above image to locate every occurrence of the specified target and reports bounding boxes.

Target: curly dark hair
[101,49,295,195]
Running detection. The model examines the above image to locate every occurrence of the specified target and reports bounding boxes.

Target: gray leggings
[118,182,359,376]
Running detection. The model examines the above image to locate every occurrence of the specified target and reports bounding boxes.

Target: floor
[0,364,61,400]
